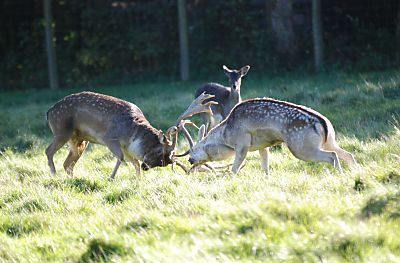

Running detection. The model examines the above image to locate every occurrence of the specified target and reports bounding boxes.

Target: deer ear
[197,124,206,142]
[240,65,250,76]
[158,130,166,144]
[223,65,231,75]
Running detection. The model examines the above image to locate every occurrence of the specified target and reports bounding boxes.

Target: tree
[44,0,59,89]
[177,0,189,81]
[270,0,298,61]
[312,0,324,72]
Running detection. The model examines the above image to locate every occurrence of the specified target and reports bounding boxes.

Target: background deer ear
[223,65,231,76]
[198,124,206,142]
[240,65,250,76]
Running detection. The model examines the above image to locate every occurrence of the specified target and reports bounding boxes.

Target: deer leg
[286,130,343,173]
[335,147,356,167]
[63,139,89,176]
[323,142,356,167]
[259,147,270,176]
[322,131,357,168]
[131,159,140,177]
[289,146,343,173]
[232,134,251,174]
[45,134,72,174]
[125,155,141,177]
[109,160,122,180]
[103,139,124,180]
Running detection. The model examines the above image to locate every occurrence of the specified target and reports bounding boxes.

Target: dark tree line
[0,0,399,90]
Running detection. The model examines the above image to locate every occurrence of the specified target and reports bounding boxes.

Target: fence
[0,0,399,90]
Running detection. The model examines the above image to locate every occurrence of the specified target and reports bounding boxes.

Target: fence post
[312,0,324,72]
[178,0,189,81]
[44,0,59,89]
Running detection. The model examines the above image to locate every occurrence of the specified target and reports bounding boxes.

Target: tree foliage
[0,0,399,90]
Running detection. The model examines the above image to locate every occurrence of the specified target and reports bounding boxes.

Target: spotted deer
[195,65,250,131]
[179,97,356,174]
[45,91,215,179]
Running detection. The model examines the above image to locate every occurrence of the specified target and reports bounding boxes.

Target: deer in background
[45,91,216,179]
[195,65,250,131]
[178,96,356,175]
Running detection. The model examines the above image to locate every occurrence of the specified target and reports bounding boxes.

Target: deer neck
[229,88,241,108]
[204,121,227,145]
[127,125,161,160]
[200,122,234,161]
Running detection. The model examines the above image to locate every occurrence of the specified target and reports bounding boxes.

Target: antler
[173,121,194,157]
[176,93,217,155]
[166,92,217,160]
[162,92,218,174]
[176,92,217,125]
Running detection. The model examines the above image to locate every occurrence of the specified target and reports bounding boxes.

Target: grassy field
[0,69,399,262]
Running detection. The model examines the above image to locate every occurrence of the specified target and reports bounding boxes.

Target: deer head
[223,65,250,91]
[173,93,227,168]
[139,129,176,171]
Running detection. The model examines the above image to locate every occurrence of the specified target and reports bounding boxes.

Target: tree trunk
[178,0,189,81]
[270,0,297,61]
[312,0,324,72]
[44,0,59,89]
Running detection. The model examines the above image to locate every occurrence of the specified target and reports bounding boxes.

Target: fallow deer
[45,91,215,179]
[179,97,356,175]
[195,65,250,131]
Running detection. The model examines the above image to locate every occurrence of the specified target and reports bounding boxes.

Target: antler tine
[176,92,218,126]
[170,93,218,159]
[172,120,194,158]
[181,120,199,130]
[173,160,190,174]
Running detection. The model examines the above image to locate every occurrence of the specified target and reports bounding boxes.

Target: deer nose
[141,163,150,171]
[188,157,195,164]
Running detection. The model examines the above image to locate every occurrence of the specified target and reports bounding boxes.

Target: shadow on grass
[362,192,400,219]
[124,219,150,232]
[377,171,400,185]
[104,189,134,205]
[354,177,367,192]
[78,238,127,263]
[15,199,47,213]
[0,218,43,238]
[65,178,105,194]
[0,137,36,153]
[0,191,23,209]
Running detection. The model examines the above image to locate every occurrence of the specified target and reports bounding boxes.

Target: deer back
[47,91,161,150]
[221,98,330,147]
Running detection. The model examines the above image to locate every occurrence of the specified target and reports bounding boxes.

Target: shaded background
[0,0,399,90]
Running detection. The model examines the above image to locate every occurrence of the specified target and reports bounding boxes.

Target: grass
[0,68,400,261]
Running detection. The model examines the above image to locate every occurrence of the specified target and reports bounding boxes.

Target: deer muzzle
[141,162,150,171]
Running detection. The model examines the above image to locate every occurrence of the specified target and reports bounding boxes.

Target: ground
[0,69,399,262]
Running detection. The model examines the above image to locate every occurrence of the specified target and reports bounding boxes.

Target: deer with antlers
[179,97,356,175]
[45,91,215,179]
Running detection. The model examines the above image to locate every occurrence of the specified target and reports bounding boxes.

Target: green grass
[0,68,400,261]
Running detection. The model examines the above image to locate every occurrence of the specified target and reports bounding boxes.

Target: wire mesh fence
[0,0,399,90]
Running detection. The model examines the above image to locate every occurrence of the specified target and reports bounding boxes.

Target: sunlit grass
[0,69,399,261]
